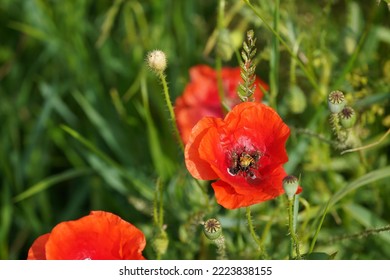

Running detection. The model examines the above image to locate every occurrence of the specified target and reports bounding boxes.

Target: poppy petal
[186,101,299,209]
[41,211,145,260]
[212,166,287,209]
[27,233,50,260]
[190,64,216,82]
[211,180,246,209]
[175,100,221,144]
[174,65,267,145]
[185,117,223,180]
[226,103,290,168]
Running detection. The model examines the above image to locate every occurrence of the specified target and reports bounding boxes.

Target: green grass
[1,0,389,260]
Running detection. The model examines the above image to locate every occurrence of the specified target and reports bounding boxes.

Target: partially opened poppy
[174,65,268,144]
[185,102,301,209]
[27,211,146,260]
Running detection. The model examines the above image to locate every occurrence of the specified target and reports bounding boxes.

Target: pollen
[227,149,261,179]
[239,153,255,168]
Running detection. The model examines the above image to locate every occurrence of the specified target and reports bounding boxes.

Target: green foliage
[1,0,389,260]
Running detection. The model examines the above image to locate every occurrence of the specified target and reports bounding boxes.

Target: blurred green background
[1,0,390,260]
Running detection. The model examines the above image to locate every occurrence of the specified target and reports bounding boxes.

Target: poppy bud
[283,175,299,200]
[339,106,357,129]
[147,50,167,73]
[203,218,222,240]
[328,90,346,114]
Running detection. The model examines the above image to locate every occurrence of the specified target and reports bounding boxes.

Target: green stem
[157,72,184,152]
[154,179,167,260]
[214,235,228,260]
[333,5,376,89]
[288,198,301,259]
[309,201,330,254]
[216,57,228,112]
[329,224,390,243]
[158,179,164,228]
[246,207,269,259]
[269,0,279,109]
[216,0,228,113]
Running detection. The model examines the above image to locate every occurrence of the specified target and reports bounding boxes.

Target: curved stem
[214,235,228,260]
[158,72,184,152]
[309,201,330,254]
[341,128,390,155]
[246,207,269,259]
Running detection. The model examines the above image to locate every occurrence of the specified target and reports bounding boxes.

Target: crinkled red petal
[185,117,223,180]
[27,233,50,260]
[44,211,145,260]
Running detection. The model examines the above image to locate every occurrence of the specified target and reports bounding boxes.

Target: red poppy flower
[174,65,268,144]
[185,102,301,209]
[27,211,146,260]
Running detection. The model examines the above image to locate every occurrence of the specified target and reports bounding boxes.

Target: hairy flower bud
[328,90,346,114]
[283,175,299,200]
[147,50,167,73]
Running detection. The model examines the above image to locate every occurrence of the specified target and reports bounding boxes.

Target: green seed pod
[203,218,222,240]
[283,175,299,200]
[328,90,346,114]
[339,106,357,129]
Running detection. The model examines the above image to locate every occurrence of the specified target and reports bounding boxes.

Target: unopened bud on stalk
[339,106,357,129]
[328,90,346,114]
[283,175,299,200]
[203,218,222,240]
[147,50,167,73]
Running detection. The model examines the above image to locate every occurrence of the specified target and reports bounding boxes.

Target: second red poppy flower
[174,65,268,144]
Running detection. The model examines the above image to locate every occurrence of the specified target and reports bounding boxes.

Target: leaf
[72,90,123,158]
[13,168,92,202]
[60,125,154,199]
[96,0,124,47]
[343,203,390,243]
[8,21,47,41]
[303,252,337,260]
[310,166,390,253]
[328,166,390,209]
[137,76,176,180]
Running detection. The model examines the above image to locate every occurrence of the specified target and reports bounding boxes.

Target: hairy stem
[246,207,269,259]
[288,198,301,259]
[158,72,184,152]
